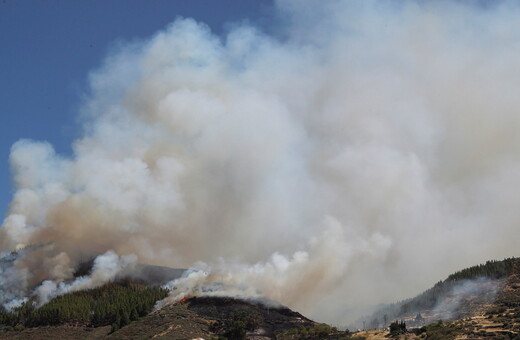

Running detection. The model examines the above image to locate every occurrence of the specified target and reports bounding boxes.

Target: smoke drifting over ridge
[2,0,520,324]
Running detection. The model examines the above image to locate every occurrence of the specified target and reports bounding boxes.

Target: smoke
[430,278,503,321]
[2,0,520,324]
[33,250,137,306]
[359,276,506,330]
[0,248,136,309]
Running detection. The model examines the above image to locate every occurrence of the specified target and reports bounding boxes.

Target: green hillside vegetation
[401,258,515,314]
[0,281,168,332]
[445,258,515,282]
[366,258,516,326]
[277,324,346,339]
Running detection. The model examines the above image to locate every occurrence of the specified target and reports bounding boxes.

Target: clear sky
[0,0,274,219]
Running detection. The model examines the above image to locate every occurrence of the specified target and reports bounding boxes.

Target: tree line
[0,281,168,332]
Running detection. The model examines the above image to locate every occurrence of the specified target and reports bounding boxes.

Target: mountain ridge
[2,257,520,339]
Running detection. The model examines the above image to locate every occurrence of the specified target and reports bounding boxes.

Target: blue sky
[0,0,274,219]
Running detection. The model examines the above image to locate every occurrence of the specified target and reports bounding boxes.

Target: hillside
[0,281,168,332]
[354,257,520,339]
[362,258,515,328]
[108,296,328,339]
[0,294,356,340]
[0,255,354,339]
[3,258,520,339]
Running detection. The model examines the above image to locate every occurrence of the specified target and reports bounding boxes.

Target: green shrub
[389,320,406,336]
[13,325,25,331]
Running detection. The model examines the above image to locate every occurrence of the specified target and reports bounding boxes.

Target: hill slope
[3,258,520,339]
[108,296,320,339]
[0,296,353,340]
[363,258,516,328]
[355,257,520,339]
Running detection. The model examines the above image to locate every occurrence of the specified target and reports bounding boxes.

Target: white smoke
[33,250,137,306]
[2,0,520,324]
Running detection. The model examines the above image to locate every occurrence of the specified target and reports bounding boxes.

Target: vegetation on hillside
[415,320,463,340]
[445,258,515,282]
[388,320,406,336]
[277,324,360,339]
[0,281,168,332]
[210,311,261,340]
[364,258,516,328]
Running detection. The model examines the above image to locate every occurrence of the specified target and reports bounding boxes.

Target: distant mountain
[72,259,187,286]
[125,263,187,286]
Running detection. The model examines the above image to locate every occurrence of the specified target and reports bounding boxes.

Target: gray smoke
[358,276,506,330]
[430,278,503,321]
[2,0,520,324]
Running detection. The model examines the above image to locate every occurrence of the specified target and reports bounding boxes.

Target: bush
[389,320,406,336]
[420,320,463,340]
[13,325,25,331]
[223,311,260,340]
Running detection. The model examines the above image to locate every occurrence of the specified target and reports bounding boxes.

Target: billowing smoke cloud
[2,0,520,324]
[33,250,136,306]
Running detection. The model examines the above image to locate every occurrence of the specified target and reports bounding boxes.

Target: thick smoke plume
[2,0,520,324]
